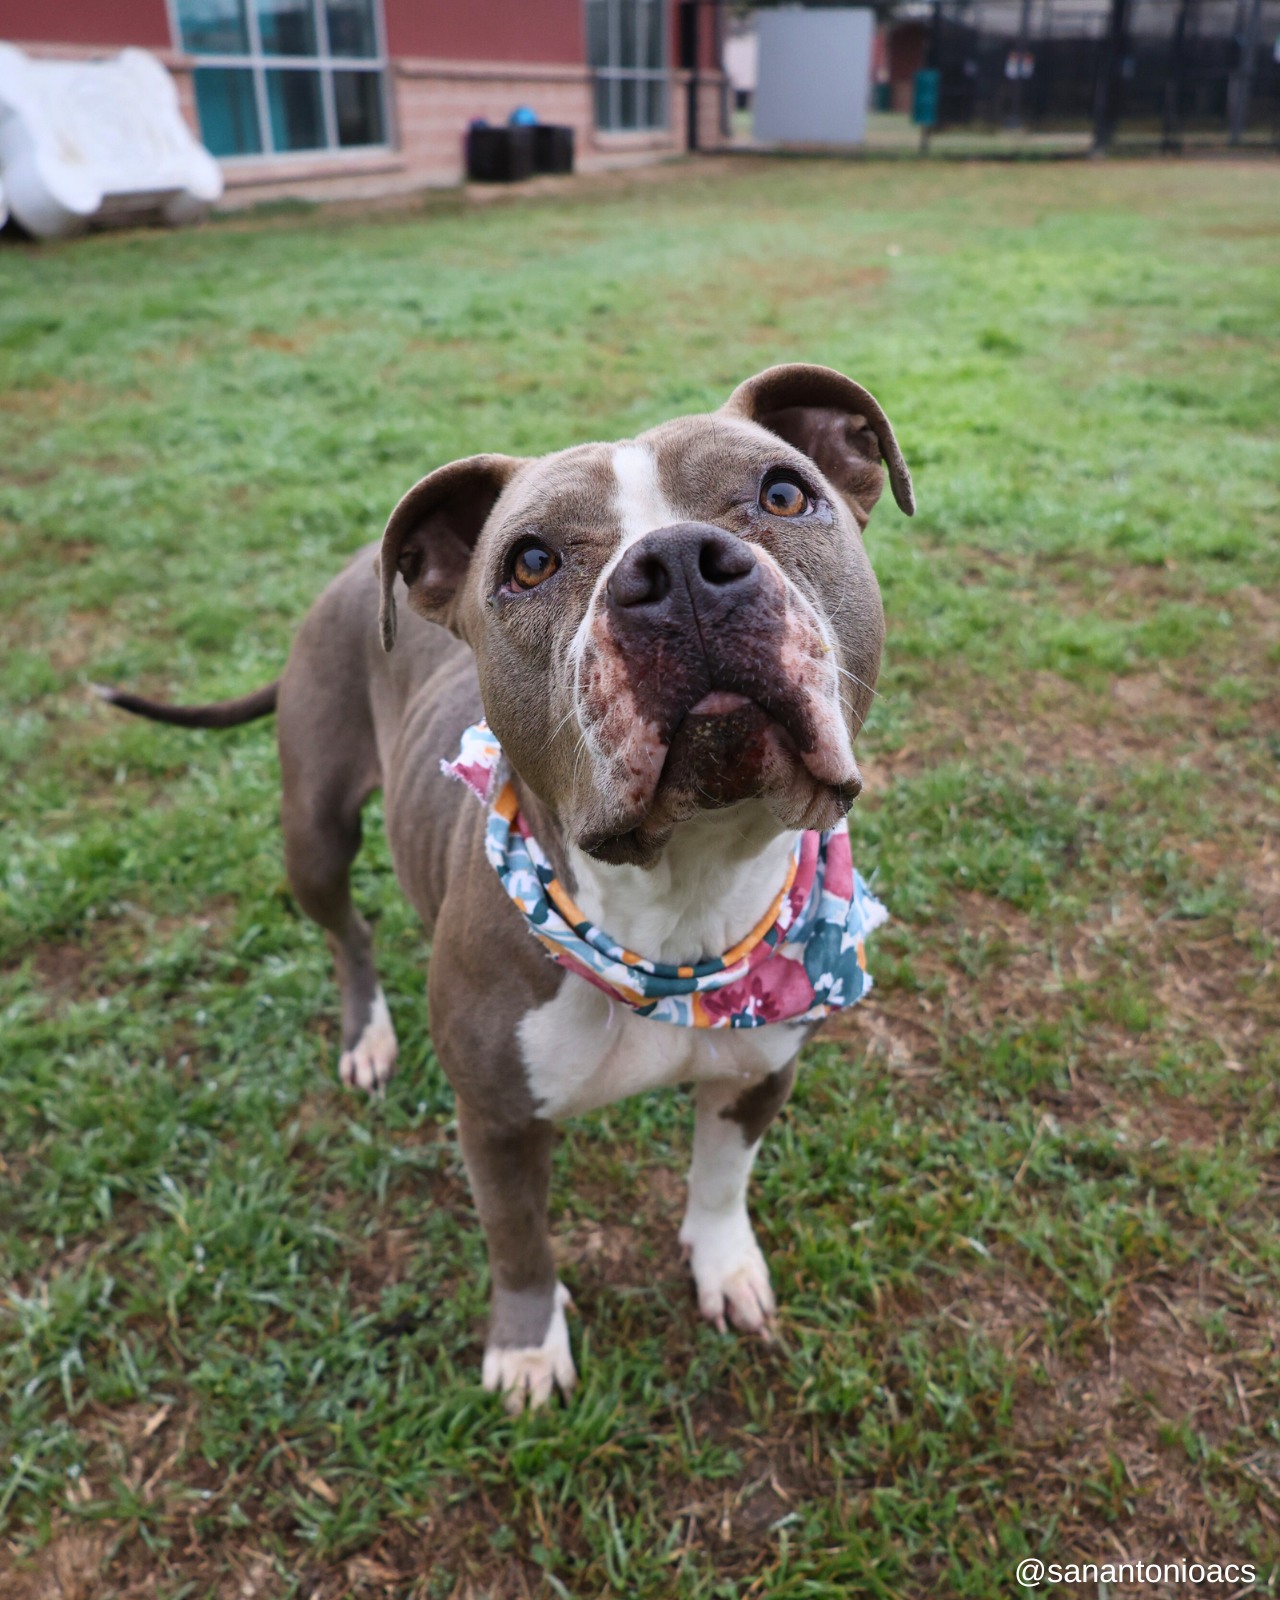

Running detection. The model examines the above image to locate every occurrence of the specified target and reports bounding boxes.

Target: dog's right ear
[377,454,525,649]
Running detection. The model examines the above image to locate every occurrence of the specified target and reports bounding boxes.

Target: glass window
[177,0,250,56]
[175,0,388,158]
[587,0,667,131]
[266,68,325,149]
[326,0,378,58]
[256,0,316,55]
[619,1,637,69]
[641,0,663,69]
[333,70,385,145]
[193,66,262,155]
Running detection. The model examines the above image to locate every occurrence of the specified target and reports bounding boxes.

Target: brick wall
[393,59,595,187]
[4,38,727,207]
[212,60,728,204]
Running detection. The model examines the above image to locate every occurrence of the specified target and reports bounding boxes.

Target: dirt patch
[0,379,150,421]
[878,556,1280,788]
[3,605,135,684]
[1009,1271,1280,1566]
[827,888,1058,1077]
[29,940,100,1000]
[346,1225,424,1297]
[737,258,889,301]
[1,1527,113,1600]
[8,901,239,1017]
[906,1258,1280,1575]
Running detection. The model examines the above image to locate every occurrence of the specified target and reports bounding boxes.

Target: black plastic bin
[532,124,575,174]
[465,125,535,183]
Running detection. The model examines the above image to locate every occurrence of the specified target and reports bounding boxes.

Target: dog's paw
[679,1206,776,1338]
[482,1283,576,1413]
[339,990,398,1095]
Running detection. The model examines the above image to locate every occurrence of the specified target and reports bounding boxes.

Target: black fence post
[1092,0,1131,151]
[1012,0,1034,126]
[679,1,700,152]
[1228,0,1264,144]
[1163,0,1194,150]
[926,0,943,150]
[714,0,730,141]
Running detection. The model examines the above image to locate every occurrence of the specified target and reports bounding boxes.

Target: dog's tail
[91,681,279,729]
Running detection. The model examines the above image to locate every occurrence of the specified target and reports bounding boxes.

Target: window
[174,0,388,159]
[586,0,667,130]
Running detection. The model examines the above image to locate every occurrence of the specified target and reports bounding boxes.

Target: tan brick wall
[661,72,730,158]
[9,41,728,207]
[392,59,596,186]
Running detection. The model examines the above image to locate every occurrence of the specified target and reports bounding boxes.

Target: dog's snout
[606,524,758,616]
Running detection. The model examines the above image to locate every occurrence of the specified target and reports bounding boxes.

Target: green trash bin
[912,69,941,127]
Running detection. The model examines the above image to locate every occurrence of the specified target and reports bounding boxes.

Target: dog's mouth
[579,689,861,865]
[664,689,860,799]
[661,692,783,802]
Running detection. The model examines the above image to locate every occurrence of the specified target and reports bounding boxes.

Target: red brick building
[0,1,726,204]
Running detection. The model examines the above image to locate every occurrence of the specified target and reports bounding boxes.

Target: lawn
[1,156,1278,1599]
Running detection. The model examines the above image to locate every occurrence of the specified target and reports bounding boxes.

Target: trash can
[532,124,575,174]
[465,124,535,183]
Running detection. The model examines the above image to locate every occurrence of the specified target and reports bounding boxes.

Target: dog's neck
[564,804,800,966]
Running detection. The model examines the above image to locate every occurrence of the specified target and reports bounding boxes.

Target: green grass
[1,157,1278,1598]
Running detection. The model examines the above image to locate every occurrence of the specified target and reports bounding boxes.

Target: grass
[1,156,1278,1598]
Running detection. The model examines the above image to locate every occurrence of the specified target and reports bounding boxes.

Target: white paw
[339,990,398,1095]
[482,1283,576,1413]
[679,1206,776,1337]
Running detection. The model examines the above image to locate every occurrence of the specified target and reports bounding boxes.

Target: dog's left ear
[378,453,525,649]
[722,363,914,525]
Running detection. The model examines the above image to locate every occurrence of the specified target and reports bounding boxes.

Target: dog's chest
[517,825,805,1121]
[518,980,802,1120]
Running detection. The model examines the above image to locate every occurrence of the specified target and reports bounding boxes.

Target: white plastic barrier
[0,45,223,239]
[753,9,874,148]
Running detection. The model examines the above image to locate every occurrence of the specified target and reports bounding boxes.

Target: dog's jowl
[100,364,913,1411]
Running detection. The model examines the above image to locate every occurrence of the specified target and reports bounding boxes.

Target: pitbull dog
[99,363,913,1410]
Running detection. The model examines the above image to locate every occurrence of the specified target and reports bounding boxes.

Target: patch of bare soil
[9,900,238,1015]
[28,939,100,1000]
[904,1256,1280,1585]
[821,901,1044,1084]
[1009,1272,1280,1570]
[880,560,1280,782]
[0,379,151,421]
[1,1528,113,1600]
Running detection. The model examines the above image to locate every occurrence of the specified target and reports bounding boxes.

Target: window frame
[587,0,670,133]
[167,0,393,160]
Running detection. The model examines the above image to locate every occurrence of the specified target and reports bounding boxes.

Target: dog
[98,363,913,1410]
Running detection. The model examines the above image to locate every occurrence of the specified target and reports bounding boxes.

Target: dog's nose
[606,524,759,614]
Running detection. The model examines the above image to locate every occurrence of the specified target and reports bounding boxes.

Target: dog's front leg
[679,1063,796,1337]
[455,1101,575,1412]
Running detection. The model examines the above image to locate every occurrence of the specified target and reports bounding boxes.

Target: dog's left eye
[511,541,560,590]
[760,475,809,518]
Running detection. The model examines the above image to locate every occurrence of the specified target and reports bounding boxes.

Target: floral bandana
[443,721,887,1029]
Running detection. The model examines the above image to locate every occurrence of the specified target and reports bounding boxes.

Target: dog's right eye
[511,541,560,590]
[760,474,810,518]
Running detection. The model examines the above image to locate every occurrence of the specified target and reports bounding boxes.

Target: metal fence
[927,0,1280,145]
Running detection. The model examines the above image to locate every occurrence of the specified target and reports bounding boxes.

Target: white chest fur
[517,810,807,1121]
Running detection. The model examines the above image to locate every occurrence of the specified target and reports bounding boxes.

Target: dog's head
[379,364,913,866]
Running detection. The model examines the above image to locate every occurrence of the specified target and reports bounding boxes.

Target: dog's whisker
[835,685,868,737]
[833,663,880,700]
[548,705,580,746]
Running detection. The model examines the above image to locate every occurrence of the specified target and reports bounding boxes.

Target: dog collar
[443,721,887,1029]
